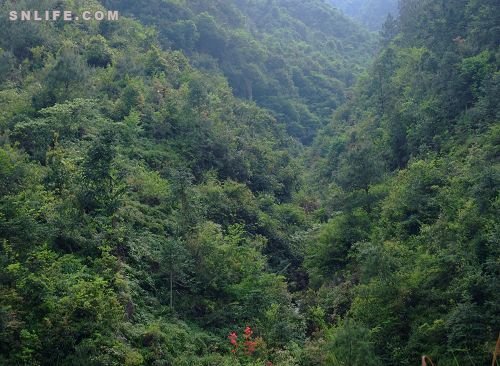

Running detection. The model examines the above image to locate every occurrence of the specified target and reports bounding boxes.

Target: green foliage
[323,320,381,365]
[86,35,113,68]
[0,0,498,364]
[0,1,316,363]
[305,209,370,286]
[102,0,376,143]
[304,0,500,363]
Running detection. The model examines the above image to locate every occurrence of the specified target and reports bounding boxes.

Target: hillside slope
[0,0,498,364]
[101,0,376,143]
[0,0,311,364]
[303,0,499,363]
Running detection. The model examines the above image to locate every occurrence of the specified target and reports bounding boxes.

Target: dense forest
[100,0,376,143]
[0,0,498,365]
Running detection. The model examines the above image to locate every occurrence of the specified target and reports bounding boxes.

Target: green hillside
[101,0,376,143]
[306,0,499,363]
[0,0,498,365]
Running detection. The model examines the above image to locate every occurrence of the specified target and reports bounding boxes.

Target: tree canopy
[0,0,498,364]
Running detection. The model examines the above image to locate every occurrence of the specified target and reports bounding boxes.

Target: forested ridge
[0,0,498,365]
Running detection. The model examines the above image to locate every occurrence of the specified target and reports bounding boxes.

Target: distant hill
[328,0,398,30]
